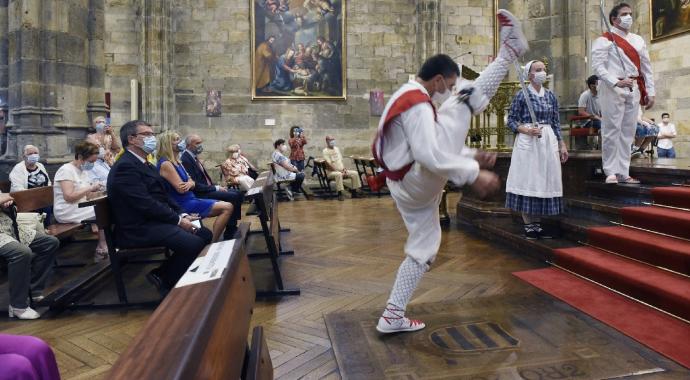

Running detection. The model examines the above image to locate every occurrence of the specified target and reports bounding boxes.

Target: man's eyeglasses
[132,132,156,137]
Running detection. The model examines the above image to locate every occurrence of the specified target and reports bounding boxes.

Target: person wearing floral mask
[53,141,108,262]
[271,138,305,199]
[592,2,655,184]
[506,60,567,240]
[87,116,121,166]
[9,145,52,192]
[221,144,255,191]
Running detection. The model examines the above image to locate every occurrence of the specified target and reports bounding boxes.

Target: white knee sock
[383,257,428,318]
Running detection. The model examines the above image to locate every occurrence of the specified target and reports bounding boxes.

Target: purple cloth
[0,334,60,380]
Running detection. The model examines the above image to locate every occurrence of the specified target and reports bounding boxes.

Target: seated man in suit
[181,134,243,239]
[107,120,213,295]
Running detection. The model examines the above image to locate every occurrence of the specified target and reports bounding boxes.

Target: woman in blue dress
[157,131,233,242]
[505,60,569,240]
[269,48,296,93]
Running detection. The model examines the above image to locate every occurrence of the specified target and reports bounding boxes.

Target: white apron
[506,125,563,198]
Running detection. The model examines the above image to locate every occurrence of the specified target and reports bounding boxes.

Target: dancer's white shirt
[591,27,655,97]
[377,80,479,187]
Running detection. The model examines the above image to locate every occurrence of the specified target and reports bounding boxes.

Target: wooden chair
[568,115,600,151]
[92,197,170,304]
[269,163,296,201]
[10,187,83,240]
[311,159,337,198]
[244,326,273,380]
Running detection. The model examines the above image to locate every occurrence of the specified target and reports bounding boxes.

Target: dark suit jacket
[180,150,216,194]
[107,150,182,247]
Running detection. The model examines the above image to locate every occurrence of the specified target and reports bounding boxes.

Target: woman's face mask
[26,153,40,164]
[176,140,186,152]
[98,147,106,159]
[96,122,105,133]
[532,71,548,85]
[232,152,239,159]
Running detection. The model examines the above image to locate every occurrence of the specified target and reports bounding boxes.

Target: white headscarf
[523,60,537,79]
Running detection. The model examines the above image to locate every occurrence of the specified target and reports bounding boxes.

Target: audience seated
[107,120,212,295]
[181,134,244,239]
[86,145,112,186]
[322,136,364,201]
[86,116,121,166]
[0,333,61,377]
[288,126,308,171]
[9,145,52,192]
[0,193,59,320]
[53,141,108,262]
[633,105,659,158]
[577,75,602,130]
[221,144,255,191]
[157,131,233,243]
[272,139,305,196]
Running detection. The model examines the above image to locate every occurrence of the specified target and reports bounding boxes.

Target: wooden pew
[269,162,295,201]
[245,326,273,380]
[245,172,300,297]
[10,186,84,239]
[0,180,10,193]
[107,223,256,380]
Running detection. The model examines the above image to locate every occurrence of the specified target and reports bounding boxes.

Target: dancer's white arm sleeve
[639,42,655,96]
[591,37,620,87]
[400,103,479,186]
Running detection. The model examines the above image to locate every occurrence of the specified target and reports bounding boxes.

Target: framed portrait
[251,0,346,100]
[649,0,690,42]
[206,90,221,116]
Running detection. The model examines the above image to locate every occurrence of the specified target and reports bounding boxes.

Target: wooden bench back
[10,186,53,212]
[246,326,273,380]
[0,181,11,193]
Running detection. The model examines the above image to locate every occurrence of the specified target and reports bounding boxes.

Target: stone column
[0,1,9,154]
[416,0,441,66]
[2,0,68,161]
[86,0,108,124]
[138,0,174,129]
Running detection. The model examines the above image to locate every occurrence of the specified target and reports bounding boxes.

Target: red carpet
[554,246,690,321]
[621,206,690,240]
[514,267,690,369]
[652,186,690,209]
[587,226,690,275]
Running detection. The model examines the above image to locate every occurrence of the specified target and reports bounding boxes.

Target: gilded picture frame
[649,0,690,42]
[251,0,347,100]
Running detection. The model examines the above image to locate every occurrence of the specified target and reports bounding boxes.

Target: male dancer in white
[592,2,655,184]
[373,9,529,334]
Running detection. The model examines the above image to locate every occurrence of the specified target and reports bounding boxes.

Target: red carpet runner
[514,268,690,368]
[515,185,690,368]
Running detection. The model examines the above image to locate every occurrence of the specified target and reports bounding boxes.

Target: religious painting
[369,90,384,116]
[251,0,346,100]
[650,0,690,42]
[206,90,221,116]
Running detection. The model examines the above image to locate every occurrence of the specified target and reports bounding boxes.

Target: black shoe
[524,224,538,240]
[534,223,553,239]
[223,226,238,240]
[146,270,170,298]
[338,192,345,201]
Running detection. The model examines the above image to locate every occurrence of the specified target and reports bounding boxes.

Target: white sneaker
[8,305,41,320]
[497,9,529,61]
[376,315,425,334]
[605,175,618,184]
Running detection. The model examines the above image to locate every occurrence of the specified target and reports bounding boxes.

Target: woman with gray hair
[221,144,255,191]
[9,145,52,192]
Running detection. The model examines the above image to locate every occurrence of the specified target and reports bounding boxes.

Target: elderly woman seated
[221,144,255,191]
[156,131,233,242]
[9,145,52,192]
[0,192,60,319]
[53,141,109,262]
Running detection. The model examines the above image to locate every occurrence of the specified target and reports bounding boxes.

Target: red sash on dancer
[603,32,648,106]
[371,90,436,182]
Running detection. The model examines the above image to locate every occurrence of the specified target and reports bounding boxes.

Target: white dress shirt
[591,27,655,96]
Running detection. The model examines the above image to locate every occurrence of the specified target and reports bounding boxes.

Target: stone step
[563,195,625,224]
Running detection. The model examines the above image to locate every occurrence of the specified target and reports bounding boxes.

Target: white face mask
[532,71,548,85]
[431,78,451,105]
[232,152,239,159]
[280,144,288,153]
[619,15,633,30]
